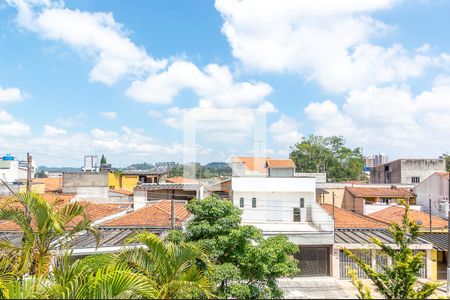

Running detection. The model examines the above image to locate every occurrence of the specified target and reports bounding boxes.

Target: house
[0,154,35,183]
[368,205,448,281]
[230,156,335,276]
[108,168,168,191]
[206,178,231,199]
[321,204,434,280]
[133,183,204,209]
[414,172,449,220]
[370,158,445,185]
[341,186,417,215]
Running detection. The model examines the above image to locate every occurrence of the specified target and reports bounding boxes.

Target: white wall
[0,161,28,182]
[414,173,449,219]
[232,177,315,192]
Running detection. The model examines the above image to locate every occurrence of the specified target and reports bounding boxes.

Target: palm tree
[0,192,98,276]
[119,231,214,299]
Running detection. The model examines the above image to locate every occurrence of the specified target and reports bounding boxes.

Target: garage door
[296,247,330,276]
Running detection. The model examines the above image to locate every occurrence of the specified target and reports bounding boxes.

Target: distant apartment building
[373,153,389,166]
[230,157,335,276]
[370,158,445,185]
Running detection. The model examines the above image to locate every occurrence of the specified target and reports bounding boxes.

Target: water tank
[2,154,14,161]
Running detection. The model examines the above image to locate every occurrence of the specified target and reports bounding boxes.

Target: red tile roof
[32,178,62,191]
[266,159,296,168]
[102,200,190,228]
[110,188,134,196]
[321,204,388,229]
[368,206,448,229]
[435,172,449,178]
[346,187,413,198]
[166,177,199,184]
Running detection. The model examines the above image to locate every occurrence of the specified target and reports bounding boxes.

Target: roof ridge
[153,200,184,222]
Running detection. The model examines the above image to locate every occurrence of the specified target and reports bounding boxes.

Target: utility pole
[332,191,336,231]
[171,190,175,230]
[26,152,32,193]
[429,195,432,235]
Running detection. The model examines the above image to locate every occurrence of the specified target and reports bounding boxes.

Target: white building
[414,172,449,220]
[0,154,35,183]
[230,157,335,276]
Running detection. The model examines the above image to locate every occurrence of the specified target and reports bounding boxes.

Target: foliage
[443,153,450,172]
[343,201,441,299]
[34,170,47,178]
[289,135,365,182]
[0,192,98,276]
[183,196,299,299]
[76,253,113,272]
[118,231,214,299]
[348,268,372,299]
[100,154,107,165]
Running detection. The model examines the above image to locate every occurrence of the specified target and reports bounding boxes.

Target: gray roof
[0,231,22,247]
[419,232,448,251]
[335,229,431,245]
[136,183,201,191]
[121,168,167,175]
[71,228,142,249]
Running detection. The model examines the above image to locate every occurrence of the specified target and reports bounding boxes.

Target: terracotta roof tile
[346,187,413,198]
[102,200,190,228]
[110,188,134,196]
[321,204,388,229]
[166,177,199,184]
[368,206,448,229]
[32,178,62,191]
[266,159,296,168]
[231,157,268,174]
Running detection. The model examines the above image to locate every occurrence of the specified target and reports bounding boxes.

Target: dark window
[293,208,301,222]
[239,197,244,208]
[412,176,420,183]
[300,198,305,208]
[252,197,256,208]
[384,165,389,171]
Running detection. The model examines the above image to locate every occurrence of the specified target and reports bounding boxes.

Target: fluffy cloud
[215,0,442,92]
[269,115,302,147]
[126,60,272,106]
[0,86,25,102]
[100,111,118,119]
[0,110,31,136]
[8,0,166,85]
[43,124,67,136]
[305,79,450,157]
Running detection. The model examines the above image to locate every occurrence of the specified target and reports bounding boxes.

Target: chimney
[133,189,147,210]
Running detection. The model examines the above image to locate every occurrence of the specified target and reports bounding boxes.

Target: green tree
[0,192,98,276]
[343,201,440,299]
[180,196,299,299]
[100,154,107,165]
[119,231,214,299]
[289,135,365,182]
[443,154,450,172]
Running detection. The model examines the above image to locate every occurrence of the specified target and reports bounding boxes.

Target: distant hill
[205,162,231,172]
[37,166,80,173]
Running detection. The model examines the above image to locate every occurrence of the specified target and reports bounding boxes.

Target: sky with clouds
[1,0,450,167]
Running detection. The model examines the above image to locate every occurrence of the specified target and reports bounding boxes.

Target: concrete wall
[62,172,109,201]
[371,159,445,185]
[341,191,365,214]
[317,187,346,207]
[268,167,294,177]
[414,173,449,219]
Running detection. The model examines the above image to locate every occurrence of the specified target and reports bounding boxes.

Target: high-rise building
[373,153,389,167]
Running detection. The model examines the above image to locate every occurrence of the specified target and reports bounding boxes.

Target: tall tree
[171,196,299,299]
[100,154,107,165]
[443,153,450,172]
[343,201,440,299]
[0,192,98,276]
[289,134,364,182]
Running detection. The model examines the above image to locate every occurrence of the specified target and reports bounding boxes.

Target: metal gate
[296,247,329,276]
[339,250,371,279]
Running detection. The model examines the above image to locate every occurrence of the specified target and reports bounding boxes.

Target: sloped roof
[110,188,134,196]
[102,200,190,228]
[321,204,388,229]
[32,178,62,191]
[136,183,201,191]
[346,187,413,198]
[121,169,167,175]
[419,232,448,251]
[231,157,268,174]
[335,229,431,246]
[435,172,449,178]
[368,205,448,229]
[266,159,296,168]
[166,177,199,184]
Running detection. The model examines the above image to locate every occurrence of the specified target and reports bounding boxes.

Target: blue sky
[0,0,450,167]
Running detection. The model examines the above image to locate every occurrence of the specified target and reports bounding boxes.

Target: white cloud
[215,0,442,92]
[0,110,31,136]
[269,115,302,146]
[126,60,272,106]
[100,111,118,119]
[8,0,166,85]
[43,124,67,136]
[0,86,25,102]
[148,110,162,118]
[305,80,450,157]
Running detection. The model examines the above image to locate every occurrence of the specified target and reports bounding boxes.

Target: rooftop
[321,204,388,229]
[346,186,413,198]
[166,176,199,184]
[101,200,190,228]
[32,178,62,192]
[136,183,202,191]
[121,168,168,176]
[368,205,448,229]
[335,228,431,247]
[230,156,296,175]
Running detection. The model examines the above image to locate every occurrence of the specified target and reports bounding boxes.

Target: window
[293,208,301,222]
[300,198,305,208]
[384,165,389,171]
[412,176,420,184]
[239,197,244,208]
[252,197,256,208]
